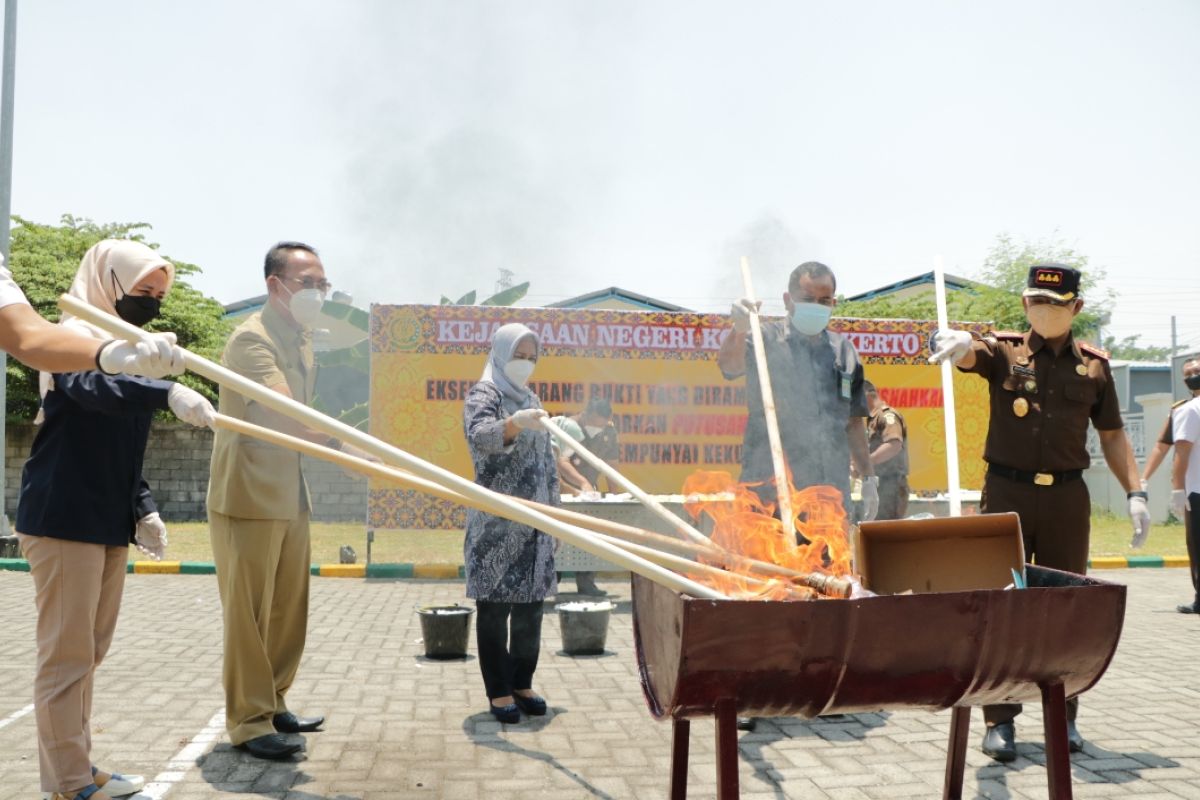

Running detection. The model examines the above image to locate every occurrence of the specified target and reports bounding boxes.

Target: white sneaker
[93,768,145,797]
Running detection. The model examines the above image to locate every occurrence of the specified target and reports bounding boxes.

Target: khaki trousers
[18,533,126,794]
[209,510,311,745]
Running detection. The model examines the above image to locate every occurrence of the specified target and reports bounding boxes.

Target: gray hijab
[481,322,540,414]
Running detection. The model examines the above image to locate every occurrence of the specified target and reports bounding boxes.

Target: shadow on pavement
[737,713,893,799]
[972,739,1180,799]
[461,709,614,799]
[197,741,357,800]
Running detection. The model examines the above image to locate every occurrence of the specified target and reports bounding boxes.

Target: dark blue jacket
[17,371,171,547]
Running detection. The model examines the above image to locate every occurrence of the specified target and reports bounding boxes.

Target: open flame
[680,470,853,600]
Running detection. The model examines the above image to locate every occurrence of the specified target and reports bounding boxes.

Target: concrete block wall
[4,422,367,523]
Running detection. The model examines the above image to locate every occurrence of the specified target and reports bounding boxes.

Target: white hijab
[480,322,539,415]
[39,239,175,402]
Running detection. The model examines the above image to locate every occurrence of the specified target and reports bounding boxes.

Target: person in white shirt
[1171,357,1200,614]
[0,254,184,377]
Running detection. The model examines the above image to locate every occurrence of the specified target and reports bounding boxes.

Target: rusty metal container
[631,514,1126,799]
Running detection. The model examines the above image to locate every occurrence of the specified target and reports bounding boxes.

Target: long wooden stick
[538,417,712,546]
[61,295,728,601]
[212,412,850,599]
[739,256,795,531]
[211,414,816,600]
[931,255,962,517]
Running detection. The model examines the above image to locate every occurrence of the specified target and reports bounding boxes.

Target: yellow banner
[368,305,989,530]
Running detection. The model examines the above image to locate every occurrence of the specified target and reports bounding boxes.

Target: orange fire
[681,469,853,600]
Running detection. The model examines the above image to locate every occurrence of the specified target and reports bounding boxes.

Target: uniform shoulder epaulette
[1079,342,1110,360]
[1173,398,1190,409]
[991,330,1025,341]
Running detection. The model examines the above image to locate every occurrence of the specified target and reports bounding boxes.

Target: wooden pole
[537,416,712,546]
[212,413,840,600]
[60,294,729,601]
[930,255,962,517]
[739,256,795,532]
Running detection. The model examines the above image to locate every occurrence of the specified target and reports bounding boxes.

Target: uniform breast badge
[1013,397,1029,418]
[1076,364,1088,376]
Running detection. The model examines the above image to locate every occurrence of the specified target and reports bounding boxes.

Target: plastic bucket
[556,601,614,655]
[417,605,474,659]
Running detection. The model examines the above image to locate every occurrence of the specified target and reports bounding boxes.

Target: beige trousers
[209,510,311,745]
[18,533,126,794]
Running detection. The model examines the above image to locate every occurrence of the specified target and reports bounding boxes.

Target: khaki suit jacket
[207,303,316,520]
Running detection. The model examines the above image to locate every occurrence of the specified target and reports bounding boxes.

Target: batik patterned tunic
[462,382,558,602]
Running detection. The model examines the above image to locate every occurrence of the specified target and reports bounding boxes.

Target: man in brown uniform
[931,263,1149,762]
[207,242,337,760]
[863,381,909,520]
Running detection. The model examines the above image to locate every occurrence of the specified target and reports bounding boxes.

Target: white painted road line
[0,703,34,731]
[136,707,225,800]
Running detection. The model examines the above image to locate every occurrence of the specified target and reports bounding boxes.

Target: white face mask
[1026,303,1074,339]
[276,279,326,328]
[789,300,833,335]
[504,358,535,386]
[584,425,604,437]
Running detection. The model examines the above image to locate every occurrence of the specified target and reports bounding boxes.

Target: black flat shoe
[981,722,1016,763]
[1177,602,1199,614]
[1066,721,1085,753]
[273,711,325,733]
[489,702,520,724]
[513,693,547,716]
[236,733,302,760]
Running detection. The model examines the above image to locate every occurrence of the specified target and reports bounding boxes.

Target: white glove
[98,334,185,378]
[1128,495,1150,549]
[928,328,973,365]
[511,408,549,430]
[860,475,880,522]
[135,512,168,561]
[1172,489,1190,520]
[167,383,216,428]
[730,298,761,334]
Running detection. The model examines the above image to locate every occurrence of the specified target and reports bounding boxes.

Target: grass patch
[134,513,1188,565]
[137,522,463,565]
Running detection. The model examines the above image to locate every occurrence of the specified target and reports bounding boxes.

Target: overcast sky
[6,0,1200,349]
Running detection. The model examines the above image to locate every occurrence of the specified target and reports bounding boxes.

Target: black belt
[987,463,1083,487]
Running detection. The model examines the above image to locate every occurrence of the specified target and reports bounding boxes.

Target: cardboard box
[855,513,1026,595]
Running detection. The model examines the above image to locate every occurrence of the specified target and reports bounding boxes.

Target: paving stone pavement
[1,567,1199,799]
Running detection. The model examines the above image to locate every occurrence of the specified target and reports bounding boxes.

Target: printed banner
[368,305,990,530]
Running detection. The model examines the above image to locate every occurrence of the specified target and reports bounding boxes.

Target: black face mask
[111,272,162,327]
[115,294,161,327]
[1186,375,1200,392]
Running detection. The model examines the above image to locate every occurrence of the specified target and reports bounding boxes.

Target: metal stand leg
[670,718,690,800]
[1041,682,1073,799]
[942,706,971,800]
[714,699,740,800]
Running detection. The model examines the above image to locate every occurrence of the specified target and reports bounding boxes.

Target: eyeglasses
[280,274,332,294]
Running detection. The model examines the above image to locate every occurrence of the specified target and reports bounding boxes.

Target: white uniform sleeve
[1173,401,1200,444]
[0,263,31,310]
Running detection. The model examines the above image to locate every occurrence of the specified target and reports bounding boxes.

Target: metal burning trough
[632,514,1127,799]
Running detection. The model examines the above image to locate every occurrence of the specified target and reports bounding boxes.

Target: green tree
[6,215,231,420]
[1102,334,1171,362]
[838,232,1112,339]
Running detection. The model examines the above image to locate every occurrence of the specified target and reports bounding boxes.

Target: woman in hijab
[16,240,216,800]
[462,323,558,723]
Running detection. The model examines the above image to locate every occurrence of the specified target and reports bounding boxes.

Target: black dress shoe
[736,717,757,731]
[1066,721,1085,753]
[981,722,1016,762]
[273,711,324,733]
[489,702,520,724]
[513,693,547,716]
[236,733,302,760]
[1177,602,1199,614]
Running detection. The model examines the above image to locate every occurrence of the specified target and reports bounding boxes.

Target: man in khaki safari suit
[208,241,338,760]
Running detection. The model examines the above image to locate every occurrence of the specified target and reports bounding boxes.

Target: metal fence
[1086,413,1145,461]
